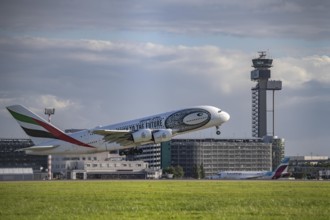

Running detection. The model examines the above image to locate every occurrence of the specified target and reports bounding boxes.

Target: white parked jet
[7,105,230,155]
[208,157,290,180]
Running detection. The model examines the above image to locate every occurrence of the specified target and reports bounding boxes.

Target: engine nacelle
[132,129,153,143]
[153,129,173,143]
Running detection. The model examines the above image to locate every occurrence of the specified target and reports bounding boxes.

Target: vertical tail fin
[272,157,290,179]
[6,105,63,145]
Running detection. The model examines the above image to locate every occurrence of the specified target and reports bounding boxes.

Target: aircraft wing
[92,129,134,145]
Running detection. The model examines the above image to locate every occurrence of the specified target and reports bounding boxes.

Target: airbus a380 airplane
[7,105,230,155]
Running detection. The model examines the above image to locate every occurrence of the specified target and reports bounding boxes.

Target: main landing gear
[216,126,221,135]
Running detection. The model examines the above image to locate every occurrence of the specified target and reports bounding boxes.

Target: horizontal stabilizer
[17,145,59,152]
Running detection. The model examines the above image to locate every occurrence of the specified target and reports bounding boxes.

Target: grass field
[0,180,330,219]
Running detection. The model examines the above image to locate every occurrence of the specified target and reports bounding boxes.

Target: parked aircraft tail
[271,157,290,179]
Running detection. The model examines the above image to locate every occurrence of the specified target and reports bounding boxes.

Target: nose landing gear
[216,126,221,135]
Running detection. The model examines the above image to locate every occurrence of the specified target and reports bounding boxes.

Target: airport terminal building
[163,138,273,177]
[0,138,47,171]
[288,156,330,179]
[122,138,282,178]
[125,143,161,169]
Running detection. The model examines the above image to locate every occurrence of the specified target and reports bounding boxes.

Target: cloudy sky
[0,0,329,156]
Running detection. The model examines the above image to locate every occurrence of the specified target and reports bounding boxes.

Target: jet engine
[131,129,153,143]
[153,129,173,143]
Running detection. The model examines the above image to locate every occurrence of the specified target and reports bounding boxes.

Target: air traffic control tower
[251,51,282,138]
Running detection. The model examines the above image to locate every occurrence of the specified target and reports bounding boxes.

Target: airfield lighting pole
[45,108,55,180]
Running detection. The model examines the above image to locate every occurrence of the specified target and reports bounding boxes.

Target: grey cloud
[1,0,329,40]
[274,79,330,155]
[0,38,252,135]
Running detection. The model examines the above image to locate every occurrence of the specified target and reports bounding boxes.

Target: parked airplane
[7,105,230,155]
[208,157,290,180]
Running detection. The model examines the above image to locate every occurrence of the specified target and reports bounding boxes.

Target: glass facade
[272,138,285,170]
[170,138,272,178]
[0,139,47,171]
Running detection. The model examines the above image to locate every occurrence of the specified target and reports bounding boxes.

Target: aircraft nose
[220,111,230,122]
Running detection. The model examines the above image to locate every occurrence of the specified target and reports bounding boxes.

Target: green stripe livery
[7,109,38,125]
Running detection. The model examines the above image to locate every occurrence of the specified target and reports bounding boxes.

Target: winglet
[16,145,59,152]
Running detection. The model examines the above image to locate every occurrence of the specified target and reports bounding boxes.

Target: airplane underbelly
[52,144,97,155]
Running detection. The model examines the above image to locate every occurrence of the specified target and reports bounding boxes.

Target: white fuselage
[26,106,230,155]
[207,158,289,180]
[209,171,272,180]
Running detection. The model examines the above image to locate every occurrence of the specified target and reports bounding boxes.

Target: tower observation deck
[251,51,282,138]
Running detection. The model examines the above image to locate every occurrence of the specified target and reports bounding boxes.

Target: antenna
[44,108,55,123]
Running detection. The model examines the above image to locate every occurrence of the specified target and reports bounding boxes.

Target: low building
[0,139,47,171]
[319,170,330,179]
[0,138,48,180]
[51,152,161,180]
[288,156,330,179]
[0,168,33,181]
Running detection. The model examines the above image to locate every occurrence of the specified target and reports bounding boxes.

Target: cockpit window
[218,110,222,113]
